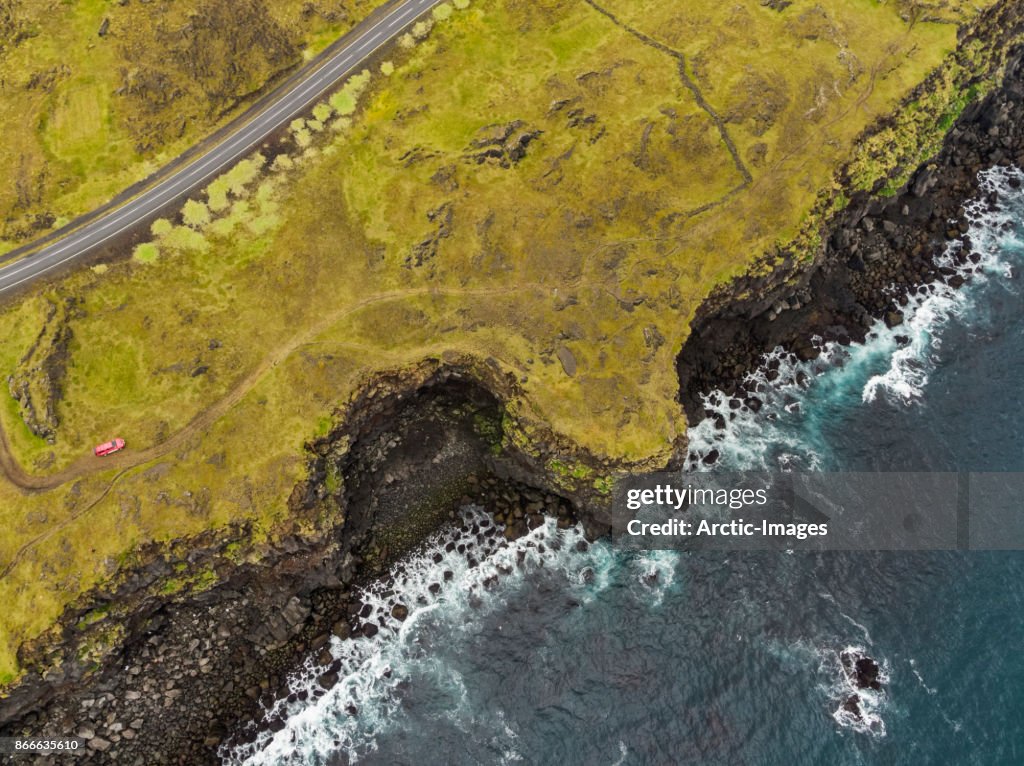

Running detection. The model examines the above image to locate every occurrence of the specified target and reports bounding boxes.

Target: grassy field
[0,0,1001,684]
[0,0,381,254]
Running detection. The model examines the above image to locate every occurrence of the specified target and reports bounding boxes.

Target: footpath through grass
[0,0,996,684]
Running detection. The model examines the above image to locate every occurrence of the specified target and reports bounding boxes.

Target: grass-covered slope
[0,0,1002,684]
[0,0,379,253]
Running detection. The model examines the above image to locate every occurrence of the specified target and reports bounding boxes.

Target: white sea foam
[610,740,629,766]
[491,709,523,765]
[825,644,891,737]
[685,344,831,471]
[909,658,937,696]
[686,165,1024,472]
[222,508,609,765]
[819,592,874,646]
[863,165,1024,404]
[629,549,679,607]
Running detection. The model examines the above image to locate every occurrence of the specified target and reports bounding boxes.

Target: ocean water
[225,166,1024,766]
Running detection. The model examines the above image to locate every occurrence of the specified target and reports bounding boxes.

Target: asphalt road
[0,0,441,297]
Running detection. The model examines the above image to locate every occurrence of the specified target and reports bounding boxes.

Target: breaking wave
[863,166,1023,404]
[826,645,891,737]
[224,168,1024,765]
[223,509,614,765]
[686,165,1024,473]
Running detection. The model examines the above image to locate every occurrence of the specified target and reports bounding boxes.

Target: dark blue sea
[226,167,1024,765]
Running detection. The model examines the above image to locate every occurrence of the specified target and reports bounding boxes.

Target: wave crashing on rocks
[686,165,1024,474]
[222,508,614,765]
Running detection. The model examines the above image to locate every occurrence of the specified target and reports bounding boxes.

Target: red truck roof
[94,438,126,457]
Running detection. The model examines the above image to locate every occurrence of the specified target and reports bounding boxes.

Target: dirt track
[0,282,579,575]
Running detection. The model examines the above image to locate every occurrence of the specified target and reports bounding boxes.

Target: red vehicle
[94,438,126,457]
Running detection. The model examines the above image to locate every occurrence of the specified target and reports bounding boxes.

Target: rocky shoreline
[4,16,1024,766]
[0,366,581,764]
[678,37,1024,423]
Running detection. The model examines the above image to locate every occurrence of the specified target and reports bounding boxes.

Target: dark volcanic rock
[841,649,883,691]
[0,365,582,764]
[465,120,543,167]
[678,35,1024,423]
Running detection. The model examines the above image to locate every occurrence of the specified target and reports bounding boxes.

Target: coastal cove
[222,152,1024,765]
[230,159,1024,763]
[2,2,1024,763]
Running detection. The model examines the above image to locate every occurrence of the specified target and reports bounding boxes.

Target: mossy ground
[0,0,379,253]
[0,0,1000,684]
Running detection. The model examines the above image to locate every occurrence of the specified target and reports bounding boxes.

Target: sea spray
[863,165,1024,405]
[223,509,615,765]
[686,165,1024,474]
[227,166,1024,761]
[826,646,891,737]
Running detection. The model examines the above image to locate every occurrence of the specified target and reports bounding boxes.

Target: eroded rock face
[678,45,1024,421]
[7,297,78,443]
[0,368,579,764]
[407,201,454,268]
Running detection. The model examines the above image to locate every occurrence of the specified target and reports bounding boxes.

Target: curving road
[0,0,441,297]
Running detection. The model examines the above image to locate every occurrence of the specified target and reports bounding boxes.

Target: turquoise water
[227,168,1024,766]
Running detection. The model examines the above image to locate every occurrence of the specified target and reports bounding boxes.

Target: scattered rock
[555,346,577,377]
[88,737,111,752]
[465,120,542,167]
[884,311,904,329]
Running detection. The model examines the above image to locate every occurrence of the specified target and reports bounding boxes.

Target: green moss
[76,605,110,629]
[324,462,342,495]
[158,564,218,596]
[0,0,383,250]
[159,578,185,595]
[412,19,433,40]
[206,155,264,212]
[329,70,372,117]
[223,542,245,563]
[547,459,569,478]
[472,411,503,445]
[548,459,592,481]
[847,57,997,196]
[182,199,211,229]
[313,102,334,123]
[192,566,219,592]
[75,622,125,666]
[150,218,173,237]
[0,0,1007,690]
